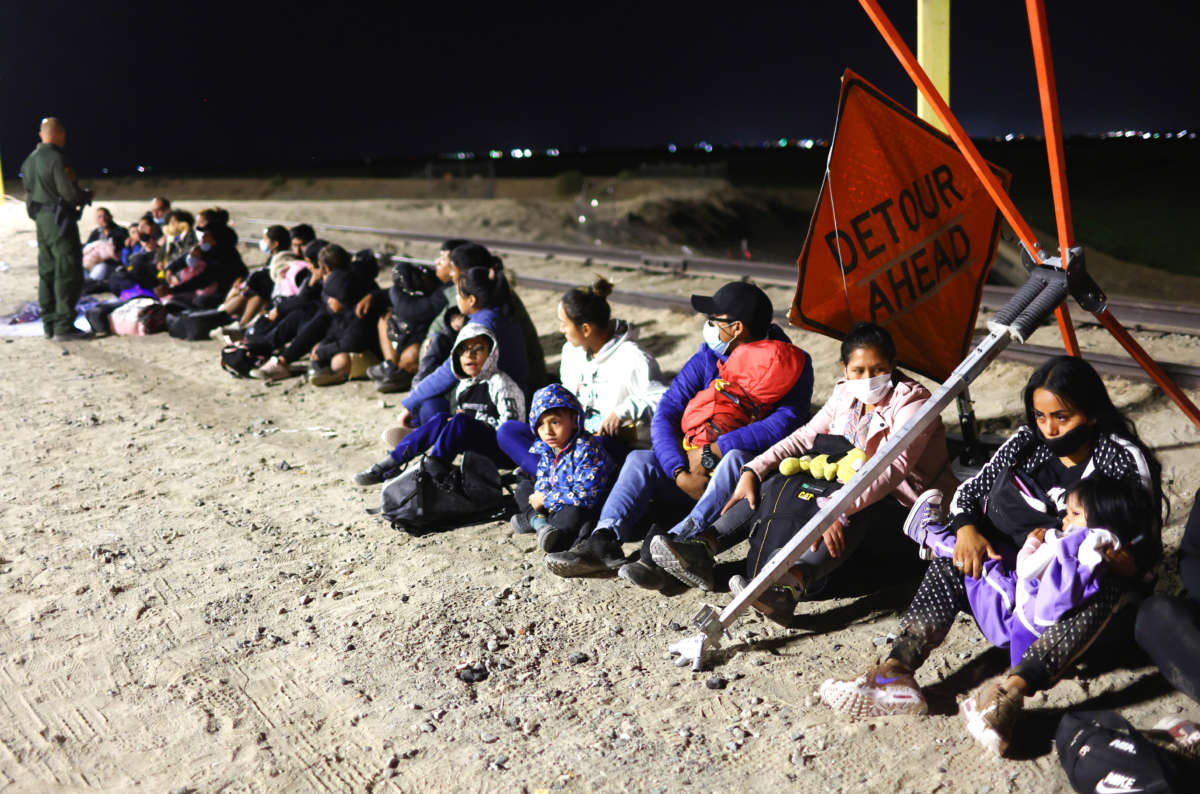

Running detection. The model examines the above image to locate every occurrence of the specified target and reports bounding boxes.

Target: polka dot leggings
[888,557,1125,693]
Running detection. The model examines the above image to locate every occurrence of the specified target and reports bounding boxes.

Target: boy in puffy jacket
[352,322,525,485]
[515,384,615,554]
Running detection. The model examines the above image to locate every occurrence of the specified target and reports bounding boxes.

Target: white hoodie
[559,319,667,441]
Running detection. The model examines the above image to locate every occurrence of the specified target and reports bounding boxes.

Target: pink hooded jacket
[744,374,957,517]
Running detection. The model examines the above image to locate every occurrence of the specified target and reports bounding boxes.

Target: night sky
[2,0,1196,178]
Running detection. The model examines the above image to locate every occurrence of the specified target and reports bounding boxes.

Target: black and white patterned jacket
[947,425,1157,558]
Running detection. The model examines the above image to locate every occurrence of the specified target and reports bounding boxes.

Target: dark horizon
[3,1,1197,180]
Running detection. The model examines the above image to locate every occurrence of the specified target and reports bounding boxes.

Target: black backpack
[167,308,232,341]
[744,434,853,579]
[378,452,511,534]
[1056,711,1182,793]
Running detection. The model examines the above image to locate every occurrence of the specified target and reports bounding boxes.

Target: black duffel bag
[377,452,511,535]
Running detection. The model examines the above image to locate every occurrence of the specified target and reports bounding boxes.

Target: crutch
[668,263,1077,671]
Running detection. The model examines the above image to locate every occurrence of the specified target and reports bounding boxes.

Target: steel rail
[245,217,1200,336]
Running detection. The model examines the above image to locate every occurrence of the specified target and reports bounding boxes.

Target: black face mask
[1038,421,1096,456]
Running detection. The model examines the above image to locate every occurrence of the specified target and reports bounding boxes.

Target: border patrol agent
[21,117,93,341]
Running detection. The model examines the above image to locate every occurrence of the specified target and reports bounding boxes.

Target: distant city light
[1142,132,1152,140]
[546,148,560,157]
[667,143,677,153]
[510,148,524,159]
[522,148,532,158]
[778,138,788,147]
[577,215,587,224]
[1004,133,1015,142]
[489,150,503,159]
[136,165,147,173]
[589,199,598,207]
[800,138,814,149]
[696,141,713,153]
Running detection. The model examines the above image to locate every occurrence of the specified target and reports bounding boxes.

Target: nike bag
[1055,710,1180,794]
[378,452,510,534]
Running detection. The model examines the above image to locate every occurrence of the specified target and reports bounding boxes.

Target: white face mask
[843,371,893,404]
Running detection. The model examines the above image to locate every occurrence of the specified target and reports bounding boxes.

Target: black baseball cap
[690,281,773,339]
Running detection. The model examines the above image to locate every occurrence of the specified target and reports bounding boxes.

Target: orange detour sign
[791,69,1011,381]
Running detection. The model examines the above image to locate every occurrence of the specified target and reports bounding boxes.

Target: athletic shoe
[309,367,347,387]
[617,559,667,590]
[728,574,799,626]
[510,512,535,535]
[961,681,1023,756]
[1150,717,1200,761]
[819,664,928,719]
[381,425,413,447]
[367,360,396,382]
[650,534,716,591]
[536,518,568,553]
[352,457,402,486]
[903,489,945,554]
[544,530,627,577]
[53,329,93,342]
[250,356,291,381]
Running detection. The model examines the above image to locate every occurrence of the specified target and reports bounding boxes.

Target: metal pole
[916,0,950,134]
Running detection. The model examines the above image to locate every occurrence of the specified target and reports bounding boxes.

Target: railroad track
[244,218,1200,388]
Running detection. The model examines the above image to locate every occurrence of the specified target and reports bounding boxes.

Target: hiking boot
[510,511,535,535]
[53,329,93,342]
[544,530,627,577]
[376,368,413,394]
[819,664,928,719]
[617,559,667,590]
[250,356,291,381]
[352,457,402,486]
[903,489,945,557]
[650,534,716,591]
[961,680,1023,756]
[309,367,347,387]
[728,574,799,626]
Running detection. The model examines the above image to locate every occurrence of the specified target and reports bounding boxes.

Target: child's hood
[450,321,500,381]
[528,383,583,433]
[587,318,636,364]
[322,270,366,308]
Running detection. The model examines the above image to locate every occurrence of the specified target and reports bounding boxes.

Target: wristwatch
[700,444,719,473]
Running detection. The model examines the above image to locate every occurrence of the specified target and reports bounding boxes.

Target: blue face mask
[703,319,730,355]
[185,254,200,268]
[258,239,271,253]
[199,241,213,252]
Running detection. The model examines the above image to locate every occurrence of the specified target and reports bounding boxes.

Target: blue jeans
[666,448,750,537]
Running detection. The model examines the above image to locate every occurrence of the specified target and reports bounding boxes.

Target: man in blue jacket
[545,281,813,578]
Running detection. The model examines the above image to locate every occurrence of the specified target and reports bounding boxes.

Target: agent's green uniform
[21,143,86,336]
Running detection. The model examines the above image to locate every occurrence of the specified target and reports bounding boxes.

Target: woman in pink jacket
[650,322,957,620]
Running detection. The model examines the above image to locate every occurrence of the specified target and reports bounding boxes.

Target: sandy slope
[0,191,1198,793]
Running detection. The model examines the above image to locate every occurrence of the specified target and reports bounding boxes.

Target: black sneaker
[650,534,716,591]
[544,530,627,577]
[617,559,667,590]
[536,520,568,553]
[376,368,413,394]
[352,457,402,486]
[367,360,396,382]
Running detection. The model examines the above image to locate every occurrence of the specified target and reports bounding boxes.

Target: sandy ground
[1,188,1199,793]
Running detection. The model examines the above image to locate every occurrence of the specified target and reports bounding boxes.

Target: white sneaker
[960,682,1022,757]
[819,665,928,719]
[250,356,291,381]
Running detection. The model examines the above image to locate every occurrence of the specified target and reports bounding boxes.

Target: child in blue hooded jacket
[516,384,615,553]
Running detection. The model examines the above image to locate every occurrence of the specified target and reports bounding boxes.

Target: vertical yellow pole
[917,0,951,133]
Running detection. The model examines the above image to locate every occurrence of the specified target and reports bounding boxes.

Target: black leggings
[889,557,1125,693]
[1135,594,1200,704]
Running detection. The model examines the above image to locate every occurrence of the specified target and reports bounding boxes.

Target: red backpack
[681,339,806,447]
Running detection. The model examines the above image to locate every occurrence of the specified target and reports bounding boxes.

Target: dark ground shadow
[636,331,690,361]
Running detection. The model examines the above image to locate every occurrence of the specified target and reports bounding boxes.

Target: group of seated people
[81,204,1198,762]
